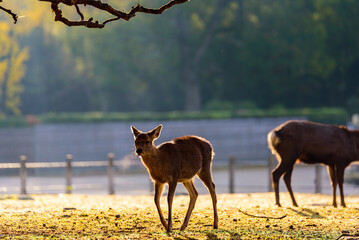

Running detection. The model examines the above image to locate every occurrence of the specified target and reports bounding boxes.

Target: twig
[238,208,287,219]
[40,0,189,28]
[335,233,359,240]
[0,5,18,23]
[74,4,84,21]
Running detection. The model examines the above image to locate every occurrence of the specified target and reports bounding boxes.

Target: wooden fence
[0,154,343,195]
[0,154,117,195]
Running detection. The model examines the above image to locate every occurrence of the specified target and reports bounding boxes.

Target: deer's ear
[131,126,141,138]
[149,124,162,140]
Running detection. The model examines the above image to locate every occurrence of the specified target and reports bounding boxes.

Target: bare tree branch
[0,1,18,24]
[74,4,84,21]
[40,0,189,28]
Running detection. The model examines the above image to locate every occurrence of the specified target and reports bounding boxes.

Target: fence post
[315,164,322,193]
[66,154,73,194]
[108,153,115,195]
[149,178,154,194]
[229,156,235,193]
[20,155,27,195]
[268,155,275,192]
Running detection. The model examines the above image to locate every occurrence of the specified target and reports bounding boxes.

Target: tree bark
[177,0,230,112]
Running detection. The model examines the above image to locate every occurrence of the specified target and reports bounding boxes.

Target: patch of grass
[0,193,358,239]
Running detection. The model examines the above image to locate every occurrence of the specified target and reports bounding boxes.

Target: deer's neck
[140,147,160,168]
[140,148,170,182]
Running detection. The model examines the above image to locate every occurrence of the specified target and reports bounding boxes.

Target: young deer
[268,120,359,207]
[131,124,218,232]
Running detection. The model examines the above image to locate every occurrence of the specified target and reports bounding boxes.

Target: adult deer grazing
[268,120,359,207]
[131,125,218,232]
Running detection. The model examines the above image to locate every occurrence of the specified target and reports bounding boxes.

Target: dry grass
[0,193,358,239]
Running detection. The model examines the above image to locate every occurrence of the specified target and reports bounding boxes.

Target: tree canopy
[1,0,359,116]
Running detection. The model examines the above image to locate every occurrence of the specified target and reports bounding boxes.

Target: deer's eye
[145,141,150,144]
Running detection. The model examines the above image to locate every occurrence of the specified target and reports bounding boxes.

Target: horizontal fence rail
[0,160,115,169]
[1,154,356,196]
[2,154,119,195]
[0,163,20,169]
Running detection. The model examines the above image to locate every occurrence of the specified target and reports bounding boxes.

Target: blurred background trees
[1,0,358,116]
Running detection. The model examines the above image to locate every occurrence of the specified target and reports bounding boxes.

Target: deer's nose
[136,148,143,154]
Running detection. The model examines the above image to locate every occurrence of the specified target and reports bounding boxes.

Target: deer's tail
[267,130,280,155]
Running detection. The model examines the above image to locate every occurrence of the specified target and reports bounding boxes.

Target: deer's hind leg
[335,165,346,207]
[272,163,284,207]
[272,152,297,207]
[283,164,298,207]
[197,167,218,229]
[180,179,198,231]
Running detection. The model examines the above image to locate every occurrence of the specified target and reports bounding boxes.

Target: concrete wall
[0,117,304,169]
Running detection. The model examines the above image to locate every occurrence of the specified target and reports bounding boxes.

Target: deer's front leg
[154,182,168,229]
[336,166,346,207]
[327,165,338,207]
[167,181,177,232]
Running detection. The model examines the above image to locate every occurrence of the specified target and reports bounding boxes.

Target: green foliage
[3,0,359,116]
[0,107,348,128]
[36,107,351,125]
[0,193,358,239]
[0,29,28,116]
[0,115,27,127]
[305,107,350,125]
[204,100,235,111]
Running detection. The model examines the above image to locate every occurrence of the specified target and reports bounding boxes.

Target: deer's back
[157,135,213,182]
[271,120,356,164]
